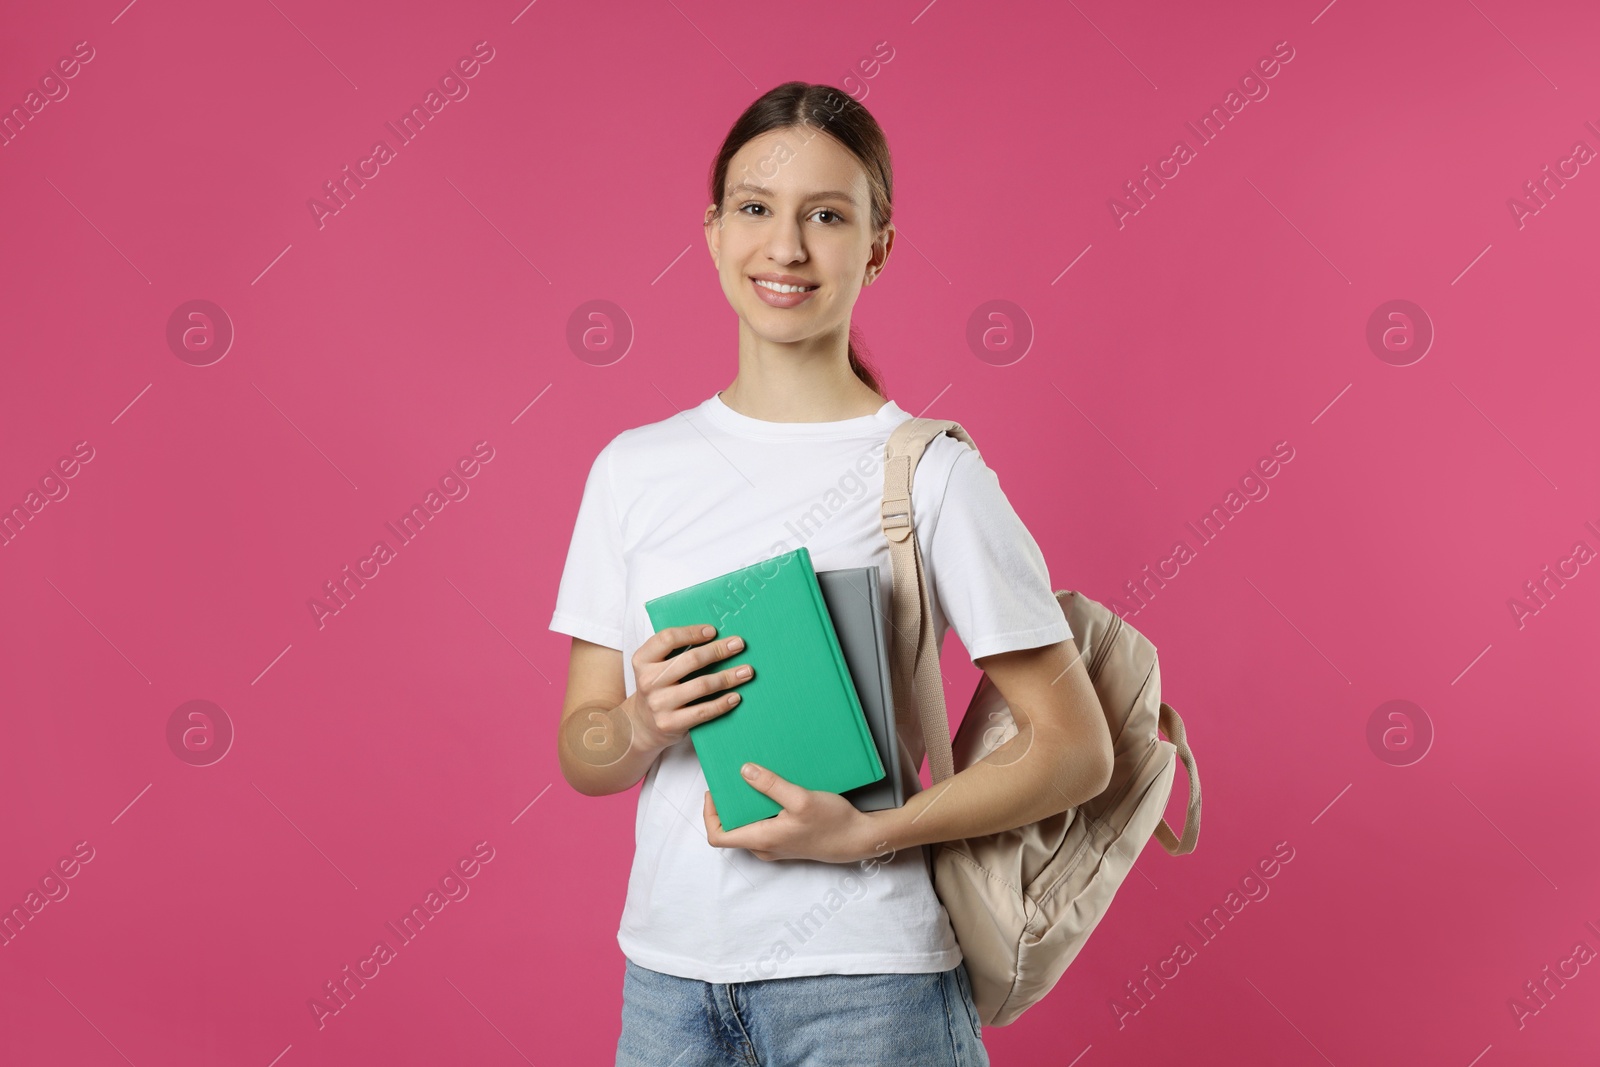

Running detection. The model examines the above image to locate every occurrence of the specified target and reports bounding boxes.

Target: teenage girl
[551,81,1113,1066]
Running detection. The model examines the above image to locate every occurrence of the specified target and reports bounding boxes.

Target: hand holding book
[643,547,887,831]
[701,762,897,866]
[625,616,892,864]
[625,622,757,753]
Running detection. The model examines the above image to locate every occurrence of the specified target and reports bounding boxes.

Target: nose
[762,213,808,266]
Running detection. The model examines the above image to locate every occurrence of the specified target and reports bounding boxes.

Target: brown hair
[706,81,892,397]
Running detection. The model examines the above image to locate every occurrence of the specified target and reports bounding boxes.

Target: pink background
[3,0,1598,1063]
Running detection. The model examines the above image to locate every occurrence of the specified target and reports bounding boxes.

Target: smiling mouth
[752,279,819,293]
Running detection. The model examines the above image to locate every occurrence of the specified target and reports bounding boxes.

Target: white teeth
[755,279,817,294]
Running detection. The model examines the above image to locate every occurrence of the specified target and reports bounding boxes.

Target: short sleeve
[926,445,1073,663]
[548,442,627,651]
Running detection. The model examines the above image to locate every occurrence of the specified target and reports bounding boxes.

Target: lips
[751,277,819,293]
[750,276,819,307]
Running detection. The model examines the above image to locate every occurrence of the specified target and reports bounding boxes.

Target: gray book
[815,566,905,812]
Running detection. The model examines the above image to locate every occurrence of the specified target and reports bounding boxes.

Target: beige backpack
[879,417,1203,1028]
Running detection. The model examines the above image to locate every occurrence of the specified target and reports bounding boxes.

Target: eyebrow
[726,182,858,206]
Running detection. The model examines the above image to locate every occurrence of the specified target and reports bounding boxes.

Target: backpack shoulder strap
[880,416,977,784]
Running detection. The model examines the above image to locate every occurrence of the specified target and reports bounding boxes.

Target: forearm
[557,697,666,797]
[863,727,1111,854]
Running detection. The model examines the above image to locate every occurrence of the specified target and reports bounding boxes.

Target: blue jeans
[616,957,990,1066]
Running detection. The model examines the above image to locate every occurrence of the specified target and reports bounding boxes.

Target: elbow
[1089,731,1115,795]
[556,741,605,798]
[558,747,640,798]
[556,756,585,796]
[558,754,614,798]
[1067,736,1115,806]
[559,765,595,797]
[563,771,615,799]
[1089,748,1114,797]
[1036,736,1114,814]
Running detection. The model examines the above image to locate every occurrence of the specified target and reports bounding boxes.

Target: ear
[865,223,894,284]
[704,203,721,267]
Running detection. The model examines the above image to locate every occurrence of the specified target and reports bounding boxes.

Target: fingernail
[728,636,744,652]
[701,625,715,638]
[742,763,758,779]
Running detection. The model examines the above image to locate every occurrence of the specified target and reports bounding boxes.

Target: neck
[721,322,885,422]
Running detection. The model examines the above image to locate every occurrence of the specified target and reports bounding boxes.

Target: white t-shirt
[549,391,1073,982]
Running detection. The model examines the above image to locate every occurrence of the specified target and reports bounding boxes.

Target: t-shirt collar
[699,391,906,440]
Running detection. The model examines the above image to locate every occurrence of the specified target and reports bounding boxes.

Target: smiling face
[705,126,892,349]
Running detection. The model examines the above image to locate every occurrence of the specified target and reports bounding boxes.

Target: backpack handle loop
[1152,702,1201,855]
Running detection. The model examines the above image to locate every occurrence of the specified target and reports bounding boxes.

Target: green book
[643,546,886,831]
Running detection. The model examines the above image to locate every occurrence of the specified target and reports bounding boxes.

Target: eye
[734,202,845,223]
